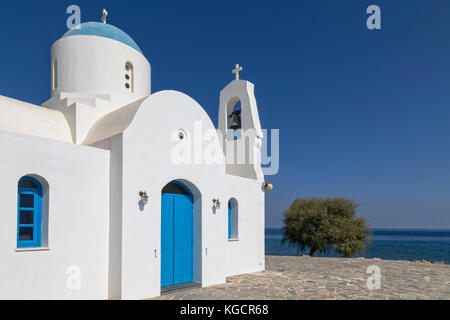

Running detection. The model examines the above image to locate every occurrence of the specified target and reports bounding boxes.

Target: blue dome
[62,22,143,54]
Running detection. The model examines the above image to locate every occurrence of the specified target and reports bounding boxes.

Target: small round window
[177,130,186,140]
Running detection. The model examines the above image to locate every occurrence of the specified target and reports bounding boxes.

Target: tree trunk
[309,248,317,256]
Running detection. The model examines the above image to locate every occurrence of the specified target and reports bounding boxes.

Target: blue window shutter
[17,177,42,248]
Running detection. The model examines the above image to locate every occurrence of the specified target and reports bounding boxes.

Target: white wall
[0,130,110,299]
[225,176,265,277]
[0,87,265,299]
[108,134,123,299]
[105,91,265,299]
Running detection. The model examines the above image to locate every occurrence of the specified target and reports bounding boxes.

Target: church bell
[230,111,242,130]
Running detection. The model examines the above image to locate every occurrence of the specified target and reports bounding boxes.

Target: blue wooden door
[161,193,194,287]
[161,194,174,287]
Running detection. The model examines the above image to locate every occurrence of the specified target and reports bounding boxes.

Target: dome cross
[101,9,108,24]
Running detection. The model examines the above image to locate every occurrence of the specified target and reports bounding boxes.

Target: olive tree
[282,198,370,257]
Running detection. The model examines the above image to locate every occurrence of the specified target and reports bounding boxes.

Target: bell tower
[218,65,264,181]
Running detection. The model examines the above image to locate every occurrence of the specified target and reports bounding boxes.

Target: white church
[0,13,269,299]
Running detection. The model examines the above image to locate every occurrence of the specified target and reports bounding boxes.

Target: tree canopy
[281,198,370,257]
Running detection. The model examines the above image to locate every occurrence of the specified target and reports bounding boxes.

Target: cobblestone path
[153,255,450,300]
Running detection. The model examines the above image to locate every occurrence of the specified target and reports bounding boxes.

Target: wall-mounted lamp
[212,198,221,209]
[263,183,274,192]
[139,191,149,205]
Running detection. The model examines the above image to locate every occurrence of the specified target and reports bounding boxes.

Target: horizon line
[265,227,450,231]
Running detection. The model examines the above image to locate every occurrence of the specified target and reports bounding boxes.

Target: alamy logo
[66,265,81,290]
[66,5,81,30]
[170,122,279,175]
[366,5,381,30]
[366,265,381,290]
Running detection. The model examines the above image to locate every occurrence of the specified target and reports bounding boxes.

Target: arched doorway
[161,181,194,288]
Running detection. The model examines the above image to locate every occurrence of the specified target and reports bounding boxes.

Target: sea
[265,228,450,264]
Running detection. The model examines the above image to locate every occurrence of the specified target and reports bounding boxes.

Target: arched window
[52,59,58,91]
[125,61,134,93]
[228,198,238,240]
[227,98,242,140]
[17,176,46,248]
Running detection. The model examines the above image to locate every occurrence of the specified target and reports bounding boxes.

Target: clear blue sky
[1,0,449,229]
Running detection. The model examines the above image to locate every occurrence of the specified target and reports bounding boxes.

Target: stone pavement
[153,255,450,300]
